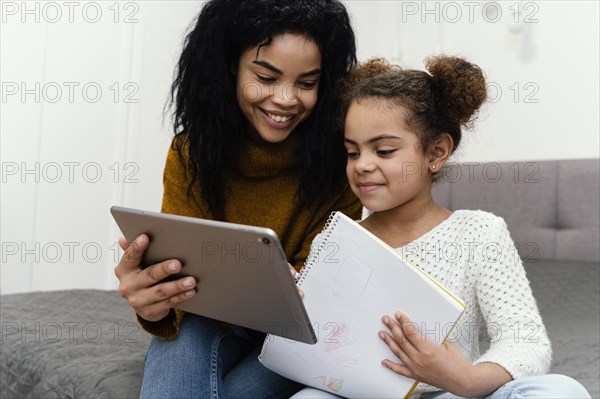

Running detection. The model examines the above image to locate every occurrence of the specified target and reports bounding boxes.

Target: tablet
[110,206,317,344]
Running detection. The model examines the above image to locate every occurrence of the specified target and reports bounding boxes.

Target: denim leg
[487,374,591,399]
[223,346,304,399]
[139,314,255,399]
[421,374,591,399]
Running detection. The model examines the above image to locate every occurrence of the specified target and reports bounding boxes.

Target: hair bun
[425,55,487,131]
[339,58,398,95]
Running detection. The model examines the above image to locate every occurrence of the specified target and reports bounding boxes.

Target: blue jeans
[139,313,303,399]
[423,375,591,399]
[291,375,591,399]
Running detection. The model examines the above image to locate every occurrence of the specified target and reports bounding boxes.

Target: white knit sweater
[393,210,552,397]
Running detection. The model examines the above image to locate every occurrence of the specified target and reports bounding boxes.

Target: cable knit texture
[394,210,552,397]
[137,135,362,340]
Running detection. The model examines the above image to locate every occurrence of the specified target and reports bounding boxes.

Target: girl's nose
[355,154,376,173]
[272,82,299,107]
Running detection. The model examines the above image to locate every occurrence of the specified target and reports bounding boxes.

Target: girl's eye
[346,151,359,159]
[257,75,276,83]
[298,81,317,90]
[377,149,396,157]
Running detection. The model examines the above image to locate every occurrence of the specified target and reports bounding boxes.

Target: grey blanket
[1,290,151,398]
[525,261,600,398]
[1,260,598,398]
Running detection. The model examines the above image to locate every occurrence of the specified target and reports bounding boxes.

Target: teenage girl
[113,1,361,397]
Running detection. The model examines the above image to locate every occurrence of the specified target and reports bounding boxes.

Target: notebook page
[260,212,465,398]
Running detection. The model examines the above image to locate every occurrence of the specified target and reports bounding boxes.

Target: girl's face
[344,99,433,212]
[236,33,321,143]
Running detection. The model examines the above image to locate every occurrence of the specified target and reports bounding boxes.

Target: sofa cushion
[524,260,599,396]
[556,160,600,262]
[433,159,600,263]
[476,260,599,397]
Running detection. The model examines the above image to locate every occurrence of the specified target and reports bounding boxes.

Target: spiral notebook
[259,211,466,398]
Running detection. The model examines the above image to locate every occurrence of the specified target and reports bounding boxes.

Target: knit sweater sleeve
[136,141,206,340]
[473,215,552,378]
[291,184,361,270]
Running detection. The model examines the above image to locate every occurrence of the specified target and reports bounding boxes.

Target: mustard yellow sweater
[138,134,362,339]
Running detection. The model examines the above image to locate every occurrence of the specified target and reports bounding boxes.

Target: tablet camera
[261,237,271,245]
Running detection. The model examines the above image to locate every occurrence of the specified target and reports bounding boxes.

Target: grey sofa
[1,159,598,398]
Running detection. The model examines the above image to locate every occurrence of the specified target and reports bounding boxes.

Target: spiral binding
[296,211,340,287]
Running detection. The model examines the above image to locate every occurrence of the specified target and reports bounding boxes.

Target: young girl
[292,57,591,398]
[113,1,361,397]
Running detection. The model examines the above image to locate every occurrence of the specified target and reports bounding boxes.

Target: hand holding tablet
[113,233,197,323]
[111,206,316,344]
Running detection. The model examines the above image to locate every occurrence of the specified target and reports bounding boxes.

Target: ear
[427,133,453,173]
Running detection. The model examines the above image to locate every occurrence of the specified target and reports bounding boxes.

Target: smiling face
[344,99,433,213]
[236,33,321,143]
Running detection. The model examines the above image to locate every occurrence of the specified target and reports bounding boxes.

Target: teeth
[267,112,292,123]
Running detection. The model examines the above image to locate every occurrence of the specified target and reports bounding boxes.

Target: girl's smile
[260,108,297,128]
[356,181,385,194]
[344,99,432,214]
[236,33,321,143]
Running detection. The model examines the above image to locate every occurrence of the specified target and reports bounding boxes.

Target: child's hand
[379,311,476,397]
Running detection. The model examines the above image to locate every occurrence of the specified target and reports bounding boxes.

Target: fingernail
[168,262,177,271]
[183,278,194,288]
[382,316,389,324]
[395,311,402,319]
[136,235,145,245]
[378,331,385,339]
[185,290,195,297]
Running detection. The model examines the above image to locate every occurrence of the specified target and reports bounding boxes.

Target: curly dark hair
[169,0,357,219]
[339,56,487,156]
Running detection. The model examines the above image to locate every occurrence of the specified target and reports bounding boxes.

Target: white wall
[1,1,598,294]
[346,0,600,162]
